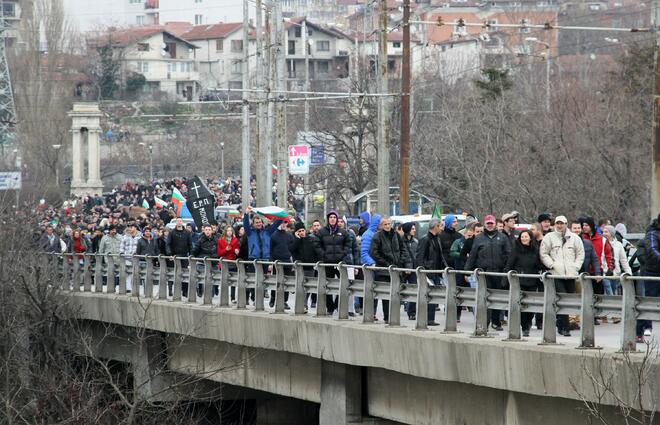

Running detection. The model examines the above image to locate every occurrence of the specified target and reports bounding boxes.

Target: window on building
[229,81,242,90]
[288,40,296,55]
[167,62,176,73]
[195,14,203,24]
[231,40,243,52]
[136,15,145,25]
[393,41,401,48]
[388,60,395,72]
[180,62,192,72]
[165,42,177,58]
[2,2,15,17]
[231,60,242,74]
[588,3,601,10]
[195,0,203,2]
[519,18,530,33]
[295,26,301,38]
[218,60,224,73]
[316,40,330,51]
[487,19,497,32]
[216,39,223,52]
[137,42,149,51]
[317,61,329,74]
[139,61,150,73]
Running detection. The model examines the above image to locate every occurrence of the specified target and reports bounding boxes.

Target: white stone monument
[68,103,103,197]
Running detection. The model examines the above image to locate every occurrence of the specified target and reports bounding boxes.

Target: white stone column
[87,128,101,184]
[71,129,83,186]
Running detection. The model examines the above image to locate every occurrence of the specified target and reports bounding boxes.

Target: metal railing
[40,253,660,352]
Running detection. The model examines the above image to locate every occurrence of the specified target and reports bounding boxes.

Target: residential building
[89,26,200,100]
[63,0,244,33]
[3,0,26,47]
[414,37,481,83]
[284,18,353,82]
[281,0,339,23]
[181,22,256,91]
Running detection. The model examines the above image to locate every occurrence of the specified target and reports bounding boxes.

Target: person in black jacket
[136,226,159,257]
[167,218,193,266]
[416,218,445,326]
[439,215,462,268]
[465,215,511,331]
[290,221,319,312]
[312,210,351,314]
[191,224,218,298]
[269,221,294,309]
[369,216,411,323]
[505,230,542,336]
[637,216,660,342]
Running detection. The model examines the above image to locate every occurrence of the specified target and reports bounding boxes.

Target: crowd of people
[33,178,658,343]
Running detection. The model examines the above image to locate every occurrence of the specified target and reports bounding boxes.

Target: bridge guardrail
[39,253,660,352]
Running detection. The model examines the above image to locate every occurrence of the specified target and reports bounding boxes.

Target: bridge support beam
[320,361,362,425]
[132,331,176,402]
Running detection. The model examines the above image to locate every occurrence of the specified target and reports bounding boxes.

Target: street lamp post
[52,144,62,187]
[525,37,551,112]
[220,141,225,179]
[139,142,154,181]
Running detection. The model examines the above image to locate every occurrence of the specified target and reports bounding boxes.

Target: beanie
[294,221,306,231]
[402,222,415,235]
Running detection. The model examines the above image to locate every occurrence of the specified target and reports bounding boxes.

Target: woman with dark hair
[580,216,613,299]
[505,229,543,337]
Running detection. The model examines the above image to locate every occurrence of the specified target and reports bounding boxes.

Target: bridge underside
[71,293,660,425]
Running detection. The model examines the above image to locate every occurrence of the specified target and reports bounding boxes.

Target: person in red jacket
[580,216,614,323]
[217,225,240,302]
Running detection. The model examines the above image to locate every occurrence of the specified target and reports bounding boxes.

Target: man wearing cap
[501,213,519,244]
[540,215,585,336]
[465,214,511,331]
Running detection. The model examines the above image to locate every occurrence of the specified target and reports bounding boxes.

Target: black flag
[185,176,217,228]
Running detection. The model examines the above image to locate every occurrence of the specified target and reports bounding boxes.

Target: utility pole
[545,56,551,113]
[266,7,275,204]
[652,0,660,215]
[399,0,411,214]
[255,0,269,206]
[303,18,311,223]
[241,0,250,210]
[275,2,288,208]
[377,0,390,216]
[0,3,16,157]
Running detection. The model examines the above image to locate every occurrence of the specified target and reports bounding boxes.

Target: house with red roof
[89,26,200,100]
[181,22,256,91]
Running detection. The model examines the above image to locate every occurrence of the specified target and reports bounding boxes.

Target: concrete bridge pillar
[320,361,363,425]
[132,331,174,402]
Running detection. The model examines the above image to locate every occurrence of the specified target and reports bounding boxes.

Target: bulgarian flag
[227,209,241,217]
[253,206,290,222]
[154,196,168,209]
[142,199,150,209]
[171,188,186,216]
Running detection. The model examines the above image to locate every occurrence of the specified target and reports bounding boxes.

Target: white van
[390,214,467,235]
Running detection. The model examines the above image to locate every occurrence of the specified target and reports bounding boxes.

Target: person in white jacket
[540,215,585,336]
[603,225,632,295]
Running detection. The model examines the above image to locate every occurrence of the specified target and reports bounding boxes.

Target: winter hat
[537,213,552,223]
[294,221,306,231]
[604,225,617,240]
[443,214,456,229]
[402,222,415,235]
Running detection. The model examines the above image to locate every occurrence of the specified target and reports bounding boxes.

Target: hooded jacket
[540,230,585,276]
[360,214,381,265]
[644,222,660,273]
[358,211,370,236]
[439,215,461,267]
[314,210,351,263]
[580,216,613,274]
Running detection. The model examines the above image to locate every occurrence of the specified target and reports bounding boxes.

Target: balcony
[145,0,159,10]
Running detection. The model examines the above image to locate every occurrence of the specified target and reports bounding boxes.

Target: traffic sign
[289,144,310,175]
[310,145,325,165]
[0,172,21,190]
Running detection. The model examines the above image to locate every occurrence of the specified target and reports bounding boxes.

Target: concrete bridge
[45,253,660,425]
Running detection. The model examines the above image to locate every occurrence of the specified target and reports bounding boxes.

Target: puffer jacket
[369,229,411,268]
[402,236,419,268]
[465,230,511,272]
[540,230,585,276]
[360,214,381,265]
[344,229,359,265]
[314,225,351,263]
